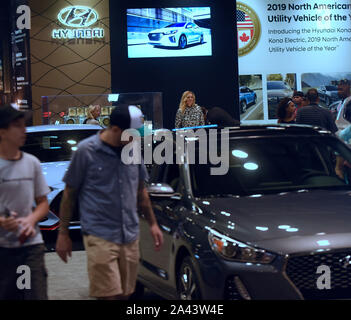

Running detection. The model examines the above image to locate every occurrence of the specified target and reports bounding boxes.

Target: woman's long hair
[86,105,100,119]
[179,91,196,114]
[276,97,292,122]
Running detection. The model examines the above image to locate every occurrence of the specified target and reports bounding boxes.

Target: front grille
[286,250,351,299]
[148,33,161,41]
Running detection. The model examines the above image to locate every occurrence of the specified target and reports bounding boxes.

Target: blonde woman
[84,105,101,125]
[175,91,205,128]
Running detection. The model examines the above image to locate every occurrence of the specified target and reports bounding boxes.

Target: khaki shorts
[83,234,140,298]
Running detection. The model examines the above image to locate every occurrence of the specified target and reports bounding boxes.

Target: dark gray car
[318,85,339,106]
[137,125,351,300]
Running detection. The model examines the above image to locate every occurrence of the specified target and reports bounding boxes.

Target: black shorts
[0,244,48,300]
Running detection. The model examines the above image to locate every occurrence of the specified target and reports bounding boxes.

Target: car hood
[267,89,293,97]
[149,27,181,34]
[40,161,69,188]
[198,189,351,255]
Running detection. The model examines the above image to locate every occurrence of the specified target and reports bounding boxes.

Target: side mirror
[147,183,178,198]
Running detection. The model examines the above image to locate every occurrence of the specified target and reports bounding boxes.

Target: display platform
[41,92,163,129]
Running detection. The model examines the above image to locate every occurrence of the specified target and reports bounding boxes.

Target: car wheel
[240,100,247,113]
[177,256,202,300]
[178,35,187,49]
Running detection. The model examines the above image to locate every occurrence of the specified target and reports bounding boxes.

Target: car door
[193,24,201,40]
[192,23,202,42]
[247,88,255,104]
[138,163,183,293]
[186,23,197,43]
[240,87,250,104]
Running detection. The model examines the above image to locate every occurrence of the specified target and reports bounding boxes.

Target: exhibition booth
[1,0,351,128]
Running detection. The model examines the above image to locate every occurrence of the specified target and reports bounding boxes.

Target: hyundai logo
[339,255,351,269]
[57,6,98,28]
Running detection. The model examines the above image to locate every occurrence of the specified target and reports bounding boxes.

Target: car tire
[178,35,187,49]
[177,256,202,300]
[240,100,247,113]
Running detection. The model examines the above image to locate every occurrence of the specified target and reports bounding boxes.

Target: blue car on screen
[239,86,257,113]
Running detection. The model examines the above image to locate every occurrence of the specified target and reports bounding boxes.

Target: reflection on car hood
[149,27,181,34]
[267,89,293,97]
[40,161,69,188]
[199,189,351,255]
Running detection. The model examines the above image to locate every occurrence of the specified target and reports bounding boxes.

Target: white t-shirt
[0,152,50,248]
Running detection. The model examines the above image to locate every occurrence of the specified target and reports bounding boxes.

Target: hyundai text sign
[52,6,104,39]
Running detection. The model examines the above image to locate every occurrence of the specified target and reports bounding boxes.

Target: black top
[295,103,338,133]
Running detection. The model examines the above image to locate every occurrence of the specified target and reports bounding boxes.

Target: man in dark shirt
[296,88,338,133]
[56,105,163,300]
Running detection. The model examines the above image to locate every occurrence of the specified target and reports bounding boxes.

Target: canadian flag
[238,29,253,49]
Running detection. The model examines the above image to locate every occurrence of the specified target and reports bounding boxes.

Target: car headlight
[164,30,178,35]
[208,229,275,264]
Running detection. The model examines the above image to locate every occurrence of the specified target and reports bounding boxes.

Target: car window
[22,129,98,162]
[149,163,181,192]
[149,163,167,183]
[190,136,351,197]
[164,164,180,190]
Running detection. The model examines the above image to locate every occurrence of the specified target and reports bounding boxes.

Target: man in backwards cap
[0,104,50,299]
[56,104,163,300]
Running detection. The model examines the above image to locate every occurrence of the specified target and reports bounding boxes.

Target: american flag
[236,9,254,48]
[236,10,253,28]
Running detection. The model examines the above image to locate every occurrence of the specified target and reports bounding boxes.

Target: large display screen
[127,7,212,58]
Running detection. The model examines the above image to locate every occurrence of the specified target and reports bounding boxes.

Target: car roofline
[169,124,330,135]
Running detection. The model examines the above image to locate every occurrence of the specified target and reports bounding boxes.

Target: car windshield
[166,22,186,28]
[325,85,337,91]
[190,136,351,197]
[21,129,98,162]
[267,82,290,90]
